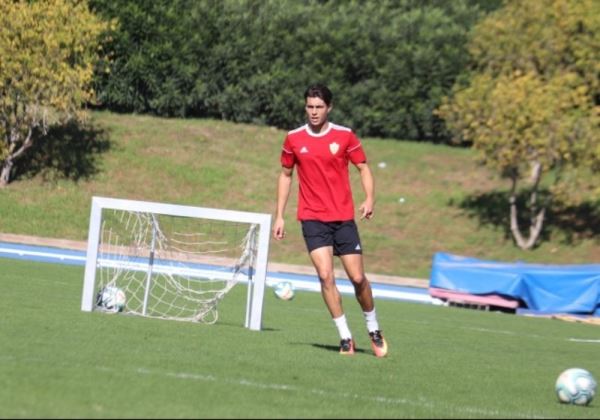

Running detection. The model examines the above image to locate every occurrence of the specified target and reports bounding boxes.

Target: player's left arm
[355,162,374,220]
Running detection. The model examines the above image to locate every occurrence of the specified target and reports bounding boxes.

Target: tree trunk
[508,163,546,250]
[0,126,34,187]
[510,196,545,250]
[0,158,14,188]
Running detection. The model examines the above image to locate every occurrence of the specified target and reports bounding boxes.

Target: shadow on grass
[453,191,600,246]
[311,343,367,354]
[211,322,279,331]
[13,119,111,182]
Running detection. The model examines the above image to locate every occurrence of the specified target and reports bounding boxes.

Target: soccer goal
[81,196,272,331]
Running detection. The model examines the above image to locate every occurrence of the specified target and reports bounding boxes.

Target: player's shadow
[12,119,111,182]
[452,190,600,246]
[311,343,367,354]
[212,321,279,332]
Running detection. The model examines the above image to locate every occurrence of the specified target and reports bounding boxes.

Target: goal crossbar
[81,196,272,330]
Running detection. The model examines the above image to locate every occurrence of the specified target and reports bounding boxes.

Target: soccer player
[272,83,388,357]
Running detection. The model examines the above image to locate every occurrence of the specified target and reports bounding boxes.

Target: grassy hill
[0,111,598,279]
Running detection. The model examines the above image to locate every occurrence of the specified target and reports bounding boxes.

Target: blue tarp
[429,252,600,315]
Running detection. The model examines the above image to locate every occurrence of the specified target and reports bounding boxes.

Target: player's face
[305,96,331,130]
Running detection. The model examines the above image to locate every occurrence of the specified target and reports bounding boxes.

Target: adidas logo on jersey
[355,244,361,250]
[300,146,309,154]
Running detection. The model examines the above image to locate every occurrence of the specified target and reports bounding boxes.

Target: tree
[437,0,600,250]
[0,0,111,187]
[89,0,217,118]
[90,0,493,140]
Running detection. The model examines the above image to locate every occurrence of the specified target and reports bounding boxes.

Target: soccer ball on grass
[96,286,127,313]
[273,281,295,301]
[555,368,596,406]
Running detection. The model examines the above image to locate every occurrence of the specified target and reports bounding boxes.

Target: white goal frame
[80,196,272,331]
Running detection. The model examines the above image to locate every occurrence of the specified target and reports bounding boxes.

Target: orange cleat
[368,330,388,358]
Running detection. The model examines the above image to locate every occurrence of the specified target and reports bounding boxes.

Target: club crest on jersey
[329,142,339,155]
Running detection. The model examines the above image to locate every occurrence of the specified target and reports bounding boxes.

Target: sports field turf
[1,257,599,418]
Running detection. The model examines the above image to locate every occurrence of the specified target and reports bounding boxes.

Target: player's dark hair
[304,84,333,106]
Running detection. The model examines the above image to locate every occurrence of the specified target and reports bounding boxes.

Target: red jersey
[280,123,367,222]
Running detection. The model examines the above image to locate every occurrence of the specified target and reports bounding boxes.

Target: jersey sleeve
[280,135,296,168]
[346,131,367,164]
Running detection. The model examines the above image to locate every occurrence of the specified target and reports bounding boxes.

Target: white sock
[333,314,352,340]
[363,308,380,333]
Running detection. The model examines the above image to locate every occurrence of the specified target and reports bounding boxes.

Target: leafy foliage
[437,0,600,249]
[90,0,493,139]
[0,0,112,186]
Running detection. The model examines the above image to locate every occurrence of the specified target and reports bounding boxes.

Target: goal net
[81,196,271,330]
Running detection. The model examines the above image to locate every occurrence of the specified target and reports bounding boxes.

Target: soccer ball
[273,281,295,301]
[96,286,127,313]
[555,368,597,406]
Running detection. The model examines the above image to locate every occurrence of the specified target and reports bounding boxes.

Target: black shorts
[301,220,363,256]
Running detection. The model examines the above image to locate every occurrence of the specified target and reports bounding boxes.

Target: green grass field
[1,257,599,419]
[0,111,598,279]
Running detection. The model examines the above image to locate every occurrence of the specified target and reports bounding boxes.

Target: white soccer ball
[273,281,295,301]
[555,368,597,406]
[96,286,127,313]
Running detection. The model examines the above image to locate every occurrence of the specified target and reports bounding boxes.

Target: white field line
[568,338,600,343]
[406,319,599,343]
[125,365,550,419]
[464,327,600,344]
[0,246,86,262]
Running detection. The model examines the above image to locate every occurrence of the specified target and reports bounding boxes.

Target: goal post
[81,196,272,331]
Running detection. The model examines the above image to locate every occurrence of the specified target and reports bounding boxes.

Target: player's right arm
[273,165,293,240]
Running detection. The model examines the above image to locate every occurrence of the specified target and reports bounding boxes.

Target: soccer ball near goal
[555,368,597,406]
[274,281,295,301]
[96,286,127,313]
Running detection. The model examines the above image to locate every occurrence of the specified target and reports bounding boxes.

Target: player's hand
[359,200,374,220]
[273,218,286,240]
